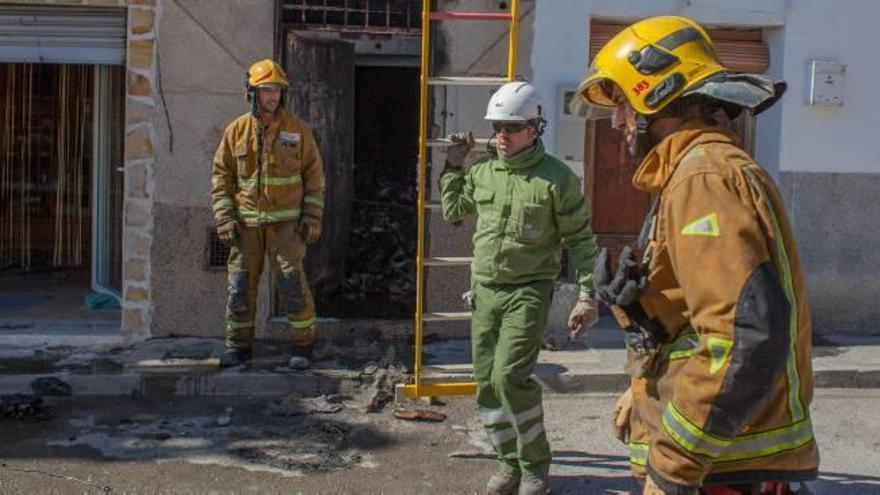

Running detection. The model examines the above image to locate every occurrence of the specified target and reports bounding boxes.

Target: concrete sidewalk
[1,319,879,398]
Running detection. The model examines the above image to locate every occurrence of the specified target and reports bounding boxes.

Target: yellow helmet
[573,16,726,116]
[247,58,289,89]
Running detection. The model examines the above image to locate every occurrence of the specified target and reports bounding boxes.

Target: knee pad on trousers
[227,271,250,315]
[277,271,306,314]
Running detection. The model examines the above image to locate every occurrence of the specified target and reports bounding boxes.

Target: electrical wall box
[554,85,586,162]
[809,60,846,106]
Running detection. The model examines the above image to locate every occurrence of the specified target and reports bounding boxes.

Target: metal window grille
[281,0,423,34]
[205,228,230,270]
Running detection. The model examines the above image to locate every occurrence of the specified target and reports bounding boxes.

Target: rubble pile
[0,394,51,421]
[340,201,416,303]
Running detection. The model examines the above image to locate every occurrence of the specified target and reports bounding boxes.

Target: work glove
[216,220,239,245]
[594,246,647,307]
[445,131,475,170]
[567,295,599,339]
[299,215,322,245]
[611,386,633,444]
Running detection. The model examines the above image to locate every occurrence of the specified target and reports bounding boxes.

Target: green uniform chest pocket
[518,200,549,243]
[474,188,497,229]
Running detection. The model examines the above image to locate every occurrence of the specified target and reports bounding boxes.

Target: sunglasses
[492,122,529,134]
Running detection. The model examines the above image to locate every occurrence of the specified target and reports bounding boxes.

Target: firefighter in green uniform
[440,81,600,495]
[211,59,325,367]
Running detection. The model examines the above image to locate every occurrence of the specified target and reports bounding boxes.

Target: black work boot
[218,348,251,368]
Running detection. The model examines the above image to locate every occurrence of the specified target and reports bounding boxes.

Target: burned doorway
[324,65,420,318]
[0,6,127,327]
[280,1,422,319]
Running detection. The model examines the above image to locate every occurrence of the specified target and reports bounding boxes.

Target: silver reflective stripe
[487,426,517,447]
[520,422,545,446]
[513,404,543,426]
[480,408,509,427]
[630,442,648,466]
[662,404,814,461]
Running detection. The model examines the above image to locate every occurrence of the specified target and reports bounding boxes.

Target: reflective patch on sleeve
[707,336,733,375]
[681,213,720,237]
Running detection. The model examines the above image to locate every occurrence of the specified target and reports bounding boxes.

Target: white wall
[776,0,878,173]
[533,0,784,159]
[533,0,880,175]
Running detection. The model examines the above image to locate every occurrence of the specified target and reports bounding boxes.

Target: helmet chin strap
[631,113,656,159]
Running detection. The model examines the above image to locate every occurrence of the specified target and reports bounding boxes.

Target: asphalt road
[0,389,877,494]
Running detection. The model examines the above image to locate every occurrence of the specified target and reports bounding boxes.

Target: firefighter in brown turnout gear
[571,16,818,495]
[212,59,325,367]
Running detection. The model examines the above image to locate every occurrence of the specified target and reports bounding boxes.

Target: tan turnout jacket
[628,122,818,491]
[212,109,324,227]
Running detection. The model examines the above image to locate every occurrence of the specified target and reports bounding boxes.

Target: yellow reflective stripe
[663,403,729,458]
[238,174,302,188]
[304,195,324,208]
[239,208,302,222]
[629,442,648,466]
[662,403,814,463]
[742,166,804,421]
[661,329,699,361]
[288,316,316,330]
[707,336,733,375]
[212,197,235,212]
[227,320,254,330]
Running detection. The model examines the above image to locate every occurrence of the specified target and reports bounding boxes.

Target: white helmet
[485,81,544,121]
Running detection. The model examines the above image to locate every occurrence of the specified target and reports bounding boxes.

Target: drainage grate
[205,228,230,270]
[281,0,423,34]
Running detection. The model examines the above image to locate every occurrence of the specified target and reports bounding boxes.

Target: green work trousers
[225,221,316,350]
[471,279,554,477]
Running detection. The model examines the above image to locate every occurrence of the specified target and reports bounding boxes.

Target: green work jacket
[440,140,598,294]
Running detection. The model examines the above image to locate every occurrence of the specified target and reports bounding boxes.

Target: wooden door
[284,33,355,294]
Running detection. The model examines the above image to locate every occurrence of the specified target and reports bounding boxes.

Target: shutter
[0,6,126,65]
[589,21,769,73]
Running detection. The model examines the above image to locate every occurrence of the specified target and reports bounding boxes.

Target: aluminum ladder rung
[426,137,491,147]
[423,311,472,322]
[428,12,512,21]
[428,76,509,86]
[423,256,472,266]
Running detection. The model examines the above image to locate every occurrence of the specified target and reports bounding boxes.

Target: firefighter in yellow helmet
[571,16,818,495]
[211,58,325,367]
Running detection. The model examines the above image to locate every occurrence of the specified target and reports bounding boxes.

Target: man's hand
[217,220,239,245]
[611,386,633,444]
[567,296,599,339]
[300,215,322,245]
[445,132,475,169]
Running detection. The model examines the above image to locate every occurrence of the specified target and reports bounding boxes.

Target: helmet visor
[569,68,616,120]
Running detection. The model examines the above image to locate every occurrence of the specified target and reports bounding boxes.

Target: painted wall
[776,0,877,174]
[150,0,275,338]
[532,0,880,334]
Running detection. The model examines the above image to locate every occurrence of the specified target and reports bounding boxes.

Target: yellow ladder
[398,0,521,401]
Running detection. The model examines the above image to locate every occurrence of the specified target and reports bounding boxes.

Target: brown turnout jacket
[628,122,818,491]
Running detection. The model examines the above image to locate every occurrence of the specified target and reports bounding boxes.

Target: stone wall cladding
[3,0,162,336]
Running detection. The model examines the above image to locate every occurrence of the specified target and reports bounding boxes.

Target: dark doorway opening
[0,63,123,327]
[316,65,419,319]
